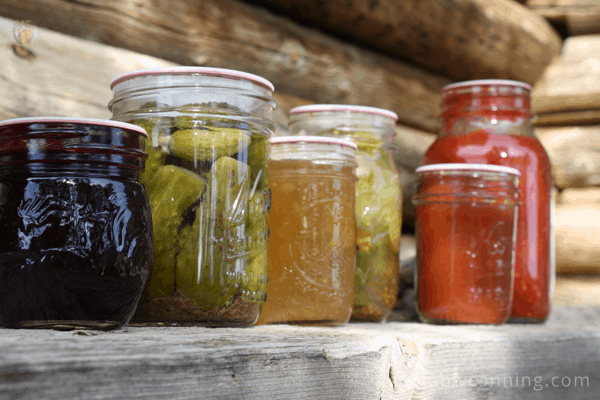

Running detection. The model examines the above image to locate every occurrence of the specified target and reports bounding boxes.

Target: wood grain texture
[0,0,452,133]
[0,306,598,399]
[555,191,600,273]
[536,109,600,126]
[528,0,600,35]
[532,35,600,115]
[246,0,562,85]
[554,275,600,306]
[536,125,600,188]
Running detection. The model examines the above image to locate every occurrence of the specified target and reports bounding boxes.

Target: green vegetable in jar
[145,165,207,297]
[169,127,250,162]
[206,156,251,229]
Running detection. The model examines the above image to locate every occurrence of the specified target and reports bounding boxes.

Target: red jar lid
[416,163,521,177]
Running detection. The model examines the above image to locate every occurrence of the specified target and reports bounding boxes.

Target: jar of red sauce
[413,163,521,325]
[421,80,553,323]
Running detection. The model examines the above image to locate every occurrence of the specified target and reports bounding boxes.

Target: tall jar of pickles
[289,105,402,322]
[109,67,275,326]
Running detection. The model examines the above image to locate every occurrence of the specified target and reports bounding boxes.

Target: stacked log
[527,0,600,37]
[532,34,600,305]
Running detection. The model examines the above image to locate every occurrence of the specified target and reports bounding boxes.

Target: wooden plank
[0,0,452,133]
[246,0,561,85]
[527,0,600,35]
[536,125,600,188]
[0,306,598,399]
[532,35,600,115]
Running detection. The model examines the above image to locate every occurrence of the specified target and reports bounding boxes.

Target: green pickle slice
[145,165,207,297]
[169,127,250,162]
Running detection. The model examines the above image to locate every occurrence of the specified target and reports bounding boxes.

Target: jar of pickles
[257,137,358,326]
[288,105,401,322]
[109,67,276,326]
[0,117,152,330]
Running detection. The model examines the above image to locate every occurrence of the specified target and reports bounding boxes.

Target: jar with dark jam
[0,117,152,330]
[109,67,275,326]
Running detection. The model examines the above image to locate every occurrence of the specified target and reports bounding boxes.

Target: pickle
[207,156,251,229]
[247,134,269,189]
[175,214,239,310]
[169,127,250,162]
[145,165,206,297]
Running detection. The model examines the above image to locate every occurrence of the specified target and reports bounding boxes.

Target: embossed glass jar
[413,164,520,325]
[256,137,357,326]
[288,105,401,322]
[0,117,152,330]
[109,67,275,326]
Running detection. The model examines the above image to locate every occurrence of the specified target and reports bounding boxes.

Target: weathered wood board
[536,125,600,188]
[0,0,452,133]
[247,0,561,85]
[0,306,598,399]
[528,0,600,36]
[532,35,600,116]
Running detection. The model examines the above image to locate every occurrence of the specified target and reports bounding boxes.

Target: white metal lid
[415,163,521,176]
[442,80,532,92]
[289,104,398,121]
[110,67,275,92]
[0,117,148,138]
[270,136,358,150]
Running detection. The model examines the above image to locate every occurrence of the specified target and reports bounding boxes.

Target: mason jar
[413,163,520,325]
[109,67,276,326]
[422,80,553,323]
[257,136,358,326]
[0,117,152,330]
[288,105,401,322]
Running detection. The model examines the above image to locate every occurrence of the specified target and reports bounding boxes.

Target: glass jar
[0,117,152,330]
[422,80,553,323]
[256,137,357,326]
[413,164,521,325]
[109,67,276,326]
[288,105,401,322]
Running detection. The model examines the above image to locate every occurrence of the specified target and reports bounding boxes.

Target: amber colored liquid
[422,131,552,321]
[257,159,356,325]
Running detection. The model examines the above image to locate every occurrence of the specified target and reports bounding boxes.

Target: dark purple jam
[0,118,152,330]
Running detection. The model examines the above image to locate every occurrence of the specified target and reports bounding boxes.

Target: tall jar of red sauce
[421,80,553,323]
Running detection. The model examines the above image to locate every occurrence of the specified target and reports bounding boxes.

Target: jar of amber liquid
[256,137,357,326]
[413,164,520,325]
[288,105,401,322]
[109,67,275,326]
[422,80,553,323]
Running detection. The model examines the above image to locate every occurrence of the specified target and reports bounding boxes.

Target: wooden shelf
[1,306,598,399]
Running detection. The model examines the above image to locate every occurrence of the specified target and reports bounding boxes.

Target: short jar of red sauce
[421,80,553,323]
[413,163,521,325]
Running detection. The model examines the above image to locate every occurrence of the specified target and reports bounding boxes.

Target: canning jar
[109,67,275,326]
[288,105,401,322]
[422,80,553,323]
[256,137,357,326]
[0,117,152,330]
[413,164,520,325]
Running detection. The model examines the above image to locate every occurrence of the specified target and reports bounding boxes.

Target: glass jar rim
[289,104,398,121]
[442,79,532,92]
[270,135,358,150]
[416,163,520,176]
[110,66,275,92]
[0,117,148,138]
